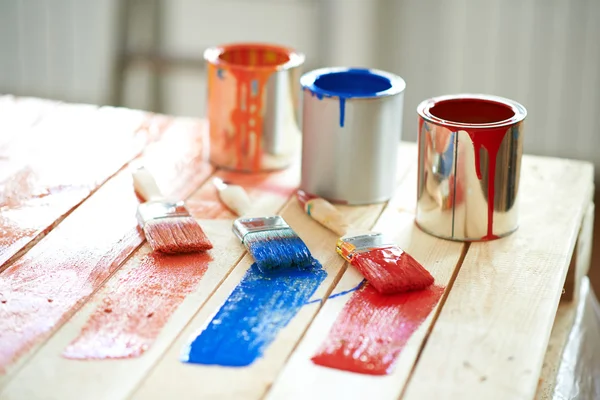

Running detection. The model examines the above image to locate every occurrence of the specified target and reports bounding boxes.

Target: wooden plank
[0,119,212,388]
[0,166,300,400]
[535,201,594,399]
[0,103,168,270]
[265,151,464,400]
[0,96,59,148]
[126,145,417,400]
[402,156,594,400]
[562,202,594,301]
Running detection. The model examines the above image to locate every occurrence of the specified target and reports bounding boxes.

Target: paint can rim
[300,67,406,99]
[417,93,527,130]
[204,42,305,72]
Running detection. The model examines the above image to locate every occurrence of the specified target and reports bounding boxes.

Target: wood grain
[402,155,594,400]
[265,152,464,400]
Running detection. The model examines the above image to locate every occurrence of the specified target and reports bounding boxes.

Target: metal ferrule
[136,201,190,227]
[336,232,395,262]
[232,215,290,243]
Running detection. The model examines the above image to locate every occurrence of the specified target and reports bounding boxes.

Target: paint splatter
[311,284,444,375]
[63,252,212,359]
[182,259,327,367]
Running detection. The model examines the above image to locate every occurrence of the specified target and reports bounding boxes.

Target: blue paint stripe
[182,259,327,367]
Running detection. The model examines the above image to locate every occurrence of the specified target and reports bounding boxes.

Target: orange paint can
[204,43,305,172]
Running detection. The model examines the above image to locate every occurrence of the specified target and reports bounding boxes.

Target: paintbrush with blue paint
[213,178,313,274]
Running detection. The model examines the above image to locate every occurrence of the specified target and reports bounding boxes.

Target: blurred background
[1,0,600,287]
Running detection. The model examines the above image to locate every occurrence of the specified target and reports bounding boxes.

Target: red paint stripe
[311,284,444,375]
[0,105,168,270]
[63,252,211,359]
[0,121,212,372]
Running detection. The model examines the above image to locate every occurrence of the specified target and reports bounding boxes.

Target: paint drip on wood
[182,259,326,367]
[311,284,444,375]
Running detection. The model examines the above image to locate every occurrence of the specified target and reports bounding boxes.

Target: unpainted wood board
[402,155,594,400]
[127,145,417,400]
[535,201,595,399]
[265,155,464,400]
[0,165,299,400]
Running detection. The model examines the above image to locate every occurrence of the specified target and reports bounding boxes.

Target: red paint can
[416,94,527,241]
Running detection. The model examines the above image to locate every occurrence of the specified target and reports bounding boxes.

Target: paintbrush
[213,178,313,274]
[296,190,434,295]
[132,167,213,253]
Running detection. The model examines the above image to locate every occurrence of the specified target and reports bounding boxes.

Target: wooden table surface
[0,96,594,400]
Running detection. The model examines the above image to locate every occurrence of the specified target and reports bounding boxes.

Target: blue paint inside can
[182,259,327,367]
[301,68,403,127]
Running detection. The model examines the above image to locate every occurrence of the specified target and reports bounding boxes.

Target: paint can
[416,94,527,241]
[299,67,406,205]
[204,43,305,172]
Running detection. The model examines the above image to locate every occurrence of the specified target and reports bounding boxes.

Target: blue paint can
[299,68,406,205]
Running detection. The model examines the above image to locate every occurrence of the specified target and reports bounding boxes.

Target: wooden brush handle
[213,178,252,216]
[132,167,165,202]
[296,192,350,237]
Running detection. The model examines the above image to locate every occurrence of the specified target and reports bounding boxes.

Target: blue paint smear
[305,280,365,305]
[182,259,327,367]
[244,230,313,274]
[302,68,400,128]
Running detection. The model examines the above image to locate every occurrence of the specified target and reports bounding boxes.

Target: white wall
[1,0,600,174]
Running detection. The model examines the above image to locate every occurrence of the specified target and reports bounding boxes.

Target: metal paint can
[416,94,527,241]
[299,67,406,205]
[204,43,305,172]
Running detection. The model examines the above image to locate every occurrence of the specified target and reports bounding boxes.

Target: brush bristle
[144,217,213,254]
[351,246,434,294]
[243,228,313,274]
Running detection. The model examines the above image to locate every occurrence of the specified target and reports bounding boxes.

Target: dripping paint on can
[416,94,526,241]
[302,68,399,127]
[205,43,305,172]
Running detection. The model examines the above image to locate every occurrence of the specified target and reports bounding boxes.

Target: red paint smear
[311,284,445,375]
[465,127,507,240]
[63,252,211,359]
[0,106,168,269]
[351,246,434,295]
[0,120,211,373]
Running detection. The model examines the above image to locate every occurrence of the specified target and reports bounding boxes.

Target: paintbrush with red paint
[132,167,212,253]
[296,190,434,294]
